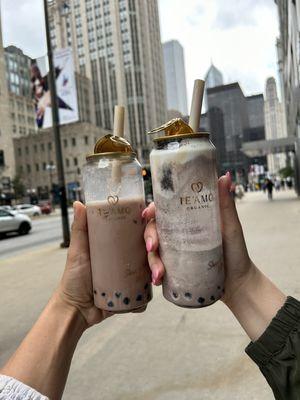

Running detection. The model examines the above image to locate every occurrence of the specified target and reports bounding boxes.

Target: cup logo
[107,195,119,205]
[191,181,203,193]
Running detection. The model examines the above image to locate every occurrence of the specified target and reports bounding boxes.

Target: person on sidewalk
[265,178,274,200]
[0,173,299,400]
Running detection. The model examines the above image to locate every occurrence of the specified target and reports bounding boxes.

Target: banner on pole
[31,48,79,129]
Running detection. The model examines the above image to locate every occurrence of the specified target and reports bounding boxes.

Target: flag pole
[43,0,70,247]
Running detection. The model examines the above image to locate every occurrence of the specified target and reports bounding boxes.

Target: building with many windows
[205,63,223,89]
[264,77,287,173]
[47,0,167,162]
[163,40,188,116]
[4,45,32,96]
[13,122,111,201]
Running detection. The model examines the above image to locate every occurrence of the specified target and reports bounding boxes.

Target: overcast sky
[0,0,280,106]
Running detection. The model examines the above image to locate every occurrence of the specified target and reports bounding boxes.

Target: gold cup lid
[86,134,135,161]
[147,118,208,142]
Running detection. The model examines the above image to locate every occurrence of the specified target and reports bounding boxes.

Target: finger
[218,173,242,237]
[144,219,159,253]
[142,202,155,220]
[148,251,165,285]
[68,201,89,258]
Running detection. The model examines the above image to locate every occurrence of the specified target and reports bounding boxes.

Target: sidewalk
[0,190,299,400]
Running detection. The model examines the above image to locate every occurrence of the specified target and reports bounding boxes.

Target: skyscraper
[4,45,32,97]
[205,63,223,89]
[0,11,15,190]
[48,0,167,162]
[163,40,188,115]
[264,77,287,173]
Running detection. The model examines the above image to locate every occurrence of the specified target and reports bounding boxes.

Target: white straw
[189,80,205,132]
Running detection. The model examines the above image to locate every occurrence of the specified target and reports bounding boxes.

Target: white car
[13,204,42,217]
[0,208,32,236]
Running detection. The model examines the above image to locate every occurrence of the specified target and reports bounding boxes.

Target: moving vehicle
[13,204,42,217]
[0,208,32,236]
[38,202,52,215]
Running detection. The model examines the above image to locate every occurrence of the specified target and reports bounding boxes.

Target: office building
[5,45,32,97]
[205,63,223,89]
[163,40,188,115]
[264,77,287,173]
[0,11,15,192]
[207,82,250,177]
[13,122,111,201]
[48,0,167,162]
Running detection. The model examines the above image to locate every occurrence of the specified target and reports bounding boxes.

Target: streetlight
[43,0,70,247]
[46,163,56,207]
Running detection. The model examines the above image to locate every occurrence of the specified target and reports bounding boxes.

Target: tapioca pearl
[93,289,97,295]
[184,292,192,300]
[107,301,114,307]
[210,295,215,301]
[136,294,143,301]
[198,297,205,304]
[101,292,106,297]
[115,292,121,298]
[172,291,178,299]
[123,297,130,305]
[217,286,221,290]
[222,288,225,294]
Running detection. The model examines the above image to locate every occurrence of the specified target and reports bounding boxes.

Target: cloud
[0,0,46,58]
[213,0,276,30]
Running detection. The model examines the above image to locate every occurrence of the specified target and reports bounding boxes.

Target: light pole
[43,0,70,247]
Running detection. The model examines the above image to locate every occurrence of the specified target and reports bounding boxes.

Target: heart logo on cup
[191,181,203,193]
[107,195,119,205]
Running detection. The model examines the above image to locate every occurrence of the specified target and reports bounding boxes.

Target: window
[48,142,52,151]
[41,143,45,152]
[35,163,39,172]
[18,148,22,156]
[43,162,46,171]
[66,158,70,167]
[84,136,89,145]
[34,144,37,153]
[27,164,31,173]
[74,157,78,166]
[25,146,29,155]
[63,139,68,147]
[72,138,76,146]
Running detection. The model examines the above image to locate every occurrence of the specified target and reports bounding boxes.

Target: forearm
[0,292,86,400]
[225,263,286,341]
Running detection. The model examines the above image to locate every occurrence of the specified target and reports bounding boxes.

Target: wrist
[51,291,88,334]
[224,264,286,341]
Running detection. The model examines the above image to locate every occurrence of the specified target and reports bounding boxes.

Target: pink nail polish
[142,208,147,219]
[146,237,153,252]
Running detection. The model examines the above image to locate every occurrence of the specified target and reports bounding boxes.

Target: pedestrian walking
[265,178,274,200]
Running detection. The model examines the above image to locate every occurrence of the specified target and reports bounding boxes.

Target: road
[0,210,73,260]
[0,190,299,399]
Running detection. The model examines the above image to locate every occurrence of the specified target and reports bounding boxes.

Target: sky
[0,0,280,107]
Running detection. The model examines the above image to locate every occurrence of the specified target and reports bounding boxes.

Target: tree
[279,166,294,178]
[12,174,26,200]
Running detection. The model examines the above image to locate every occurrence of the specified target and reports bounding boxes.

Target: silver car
[0,208,32,236]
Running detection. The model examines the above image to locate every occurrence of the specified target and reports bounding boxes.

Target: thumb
[68,201,89,257]
[218,173,242,237]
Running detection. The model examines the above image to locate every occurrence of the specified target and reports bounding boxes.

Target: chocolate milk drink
[148,81,224,308]
[83,106,152,312]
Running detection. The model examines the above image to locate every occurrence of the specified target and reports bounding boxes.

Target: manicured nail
[146,237,153,252]
[152,268,159,284]
[142,208,148,219]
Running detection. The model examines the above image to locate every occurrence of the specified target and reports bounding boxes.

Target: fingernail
[152,268,159,284]
[142,208,148,219]
[146,237,153,252]
[73,202,78,218]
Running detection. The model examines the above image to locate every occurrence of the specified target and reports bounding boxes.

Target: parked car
[0,208,32,236]
[13,204,42,217]
[38,202,52,215]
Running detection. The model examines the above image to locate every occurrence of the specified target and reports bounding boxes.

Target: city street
[0,209,73,260]
[0,190,299,400]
